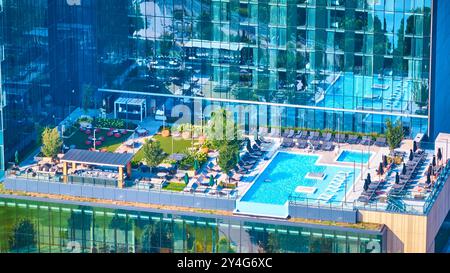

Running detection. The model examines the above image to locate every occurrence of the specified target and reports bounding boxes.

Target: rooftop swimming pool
[336,150,373,164]
[239,152,359,207]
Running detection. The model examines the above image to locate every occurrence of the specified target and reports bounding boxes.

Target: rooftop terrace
[5,120,450,224]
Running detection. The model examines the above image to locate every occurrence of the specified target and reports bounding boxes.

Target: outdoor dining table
[157,172,167,178]
[175,172,186,180]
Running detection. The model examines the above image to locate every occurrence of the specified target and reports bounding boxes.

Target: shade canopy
[194,159,200,170]
[378,162,384,175]
[209,175,215,186]
[61,149,134,168]
[395,172,400,184]
[426,173,432,185]
[437,148,443,161]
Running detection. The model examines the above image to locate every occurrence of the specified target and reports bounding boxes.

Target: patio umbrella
[209,175,215,187]
[382,155,388,167]
[428,164,433,176]
[402,163,407,175]
[366,173,371,184]
[437,148,443,165]
[426,172,432,185]
[184,173,189,185]
[409,149,414,161]
[413,141,418,153]
[395,171,400,184]
[193,159,200,172]
[432,155,437,167]
[378,162,384,176]
[363,179,369,192]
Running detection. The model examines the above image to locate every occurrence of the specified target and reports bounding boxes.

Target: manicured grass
[153,135,196,154]
[162,182,186,192]
[64,129,132,152]
[132,135,197,164]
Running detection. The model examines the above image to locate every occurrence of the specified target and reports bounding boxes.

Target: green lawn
[162,182,186,192]
[132,135,197,164]
[64,129,132,152]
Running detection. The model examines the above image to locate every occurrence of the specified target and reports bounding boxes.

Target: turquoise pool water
[336,150,373,164]
[240,152,359,205]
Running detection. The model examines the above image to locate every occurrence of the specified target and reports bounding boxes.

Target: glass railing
[288,160,450,216]
[5,170,239,200]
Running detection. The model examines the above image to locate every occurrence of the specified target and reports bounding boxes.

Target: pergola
[61,149,134,188]
[114,97,147,121]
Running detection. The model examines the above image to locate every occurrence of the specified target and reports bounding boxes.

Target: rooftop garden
[62,116,135,152]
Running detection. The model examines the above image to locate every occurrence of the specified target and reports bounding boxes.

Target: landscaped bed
[162,182,186,192]
[64,129,132,152]
[132,134,197,164]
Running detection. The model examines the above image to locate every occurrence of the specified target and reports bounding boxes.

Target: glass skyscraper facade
[0,0,436,171]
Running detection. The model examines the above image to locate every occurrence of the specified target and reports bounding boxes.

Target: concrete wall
[289,203,357,223]
[3,178,236,211]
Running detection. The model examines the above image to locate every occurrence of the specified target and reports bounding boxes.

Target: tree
[386,120,404,151]
[142,139,165,172]
[205,108,242,149]
[9,219,36,252]
[41,127,63,158]
[217,142,239,179]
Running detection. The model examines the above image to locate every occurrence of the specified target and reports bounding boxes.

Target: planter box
[182,131,191,139]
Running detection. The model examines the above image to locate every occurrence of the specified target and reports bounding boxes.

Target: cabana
[114,97,147,121]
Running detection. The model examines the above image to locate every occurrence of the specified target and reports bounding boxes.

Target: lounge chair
[287,130,295,138]
[311,140,321,150]
[239,160,254,168]
[347,135,360,144]
[308,131,320,141]
[259,135,272,144]
[294,131,303,139]
[322,142,335,151]
[335,133,347,143]
[255,138,268,146]
[296,139,308,149]
[300,131,309,139]
[375,137,387,147]
[362,136,374,146]
[321,133,333,142]
[234,165,248,174]
[281,138,295,148]
[281,129,291,138]
[247,143,263,156]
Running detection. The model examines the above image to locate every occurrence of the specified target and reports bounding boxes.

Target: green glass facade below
[0,197,384,253]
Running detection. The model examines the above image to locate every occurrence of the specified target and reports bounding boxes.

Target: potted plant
[181,123,192,139]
